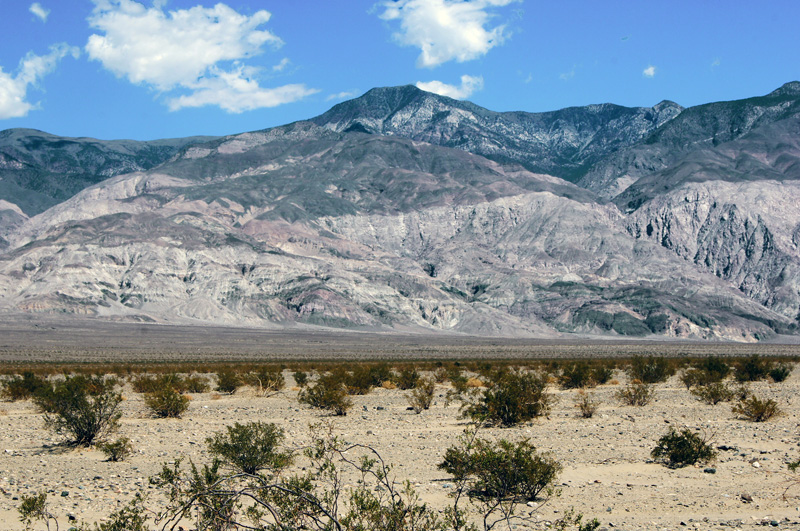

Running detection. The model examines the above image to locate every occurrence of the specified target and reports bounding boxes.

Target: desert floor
[0,369,798,531]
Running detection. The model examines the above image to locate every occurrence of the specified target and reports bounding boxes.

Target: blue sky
[0,0,798,140]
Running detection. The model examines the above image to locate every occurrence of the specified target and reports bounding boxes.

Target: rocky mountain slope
[1,83,799,340]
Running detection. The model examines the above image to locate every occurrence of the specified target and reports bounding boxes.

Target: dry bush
[616,380,654,406]
[407,376,436,414]
[574,389,599,418]
[651,428,716,468]
[690,382,734,405]
[732,395,781,422]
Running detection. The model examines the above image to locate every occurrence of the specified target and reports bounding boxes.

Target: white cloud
[416,74,483,99]
[168,66,318,113]
[326,90,358,101]
[642,65,657,78]
[29,2,50,22]
[86,0,315,112]
[272,58,291,72]
[0,44,79,120]
[378,0,518,68]
[711,58,721,68]
[559,69,575,81]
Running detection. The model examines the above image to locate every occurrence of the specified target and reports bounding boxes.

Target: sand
[0,370,798,530]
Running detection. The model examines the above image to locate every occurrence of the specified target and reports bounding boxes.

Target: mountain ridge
[2,82,800,341]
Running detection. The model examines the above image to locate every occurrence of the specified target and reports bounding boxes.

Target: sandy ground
[0,370,798,531]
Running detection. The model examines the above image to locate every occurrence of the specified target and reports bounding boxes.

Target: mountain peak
[767,81,800,97]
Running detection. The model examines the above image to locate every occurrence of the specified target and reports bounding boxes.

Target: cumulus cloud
[0,44,79,120]
[168,66,318,113]
[416,74,483,99]
[378,0,517,68]
[29,3,50,22]
[86,0,316,112]
[642,65,657,78]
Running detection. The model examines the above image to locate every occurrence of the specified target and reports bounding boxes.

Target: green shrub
[733,355,773,382]
[395,367,419,390]
[690,382,734,405]
[616,381,654,406]
[651,428,716,468]
[17,492,56,531]
[98,437,133,462]
[559,362,594,389]
[463,369,553,426]
[732,395,781,422]
[183,374,211,393]
[215,370,242,394]
[206,422,292,475]
[769,363,793,383]
[33,375,121,446]
[627,356,674,384]
[144,385,190,418]
[292,370,309,387]
[439,435,560,500]
[591,364,614,385]
[407,376,436,413]
[298,372,352,415]
[1,371,49,401]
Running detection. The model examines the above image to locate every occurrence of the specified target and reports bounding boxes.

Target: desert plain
[0,320,799,530]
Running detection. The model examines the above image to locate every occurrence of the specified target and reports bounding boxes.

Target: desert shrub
[244,366,285,396]
[395,367,419,390]
[367,362,393,387]
[627,355,674,383]
[651,428,716,468]
[144,385,190,418]
[616,380,654,406]
[342,365,374,395]
[298,372,352,415]
[559,362,595,389]
[574,389,599,418]
[463,369,553,426]
[694,356,731,382]
[33,375,121,446]
[131,373,186,393]
[407,376,436,414]
[292,369,309,387]
[153,424,444,531]
[1,371,49,401]
[433,366,449,383]
[90,495,149,531]
[690,382,735,405]
[215,370,242,394]
[439,431,561,530]
[733,395,781,422]
[17,492,57,531]
[591,364,614,385]
[769,363,793,383]
[733,355,773,382]
[98,437,133,462]
[183,374,211,393]
[206,421,292,475]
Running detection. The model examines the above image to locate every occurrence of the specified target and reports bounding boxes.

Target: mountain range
[2,82,799,341]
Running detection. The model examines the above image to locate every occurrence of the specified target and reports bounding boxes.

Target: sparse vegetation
[463,368,553,426]
[690,382,735,405]
[769,363,793,383]
[33,375,122,446]
[206,421,292,475]
[651,428,716,468]
[439,430,562,530]
[407,376,436,413]
[574,389,599,418]
[298,372,352,415]
[616,380,654,406]
[98,437,133,462]
[144,385,190,418]
[732,394,781,422]
[627,356,674,384]
[733,355,773,382]
[215,369,242,394]
[243,365,285,396]
[1,371,50,401]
